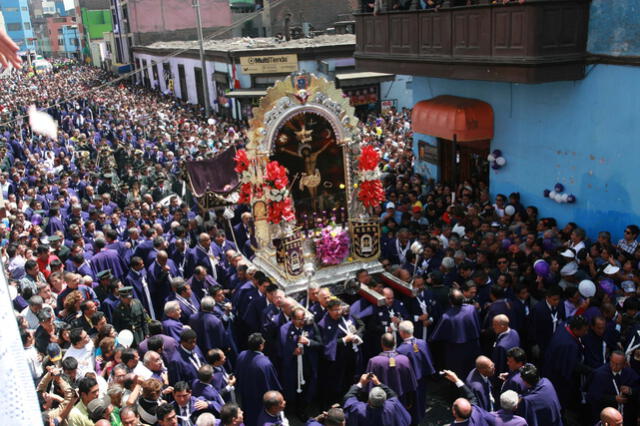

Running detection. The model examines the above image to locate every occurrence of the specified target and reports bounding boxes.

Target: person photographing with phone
[342,372,411,426]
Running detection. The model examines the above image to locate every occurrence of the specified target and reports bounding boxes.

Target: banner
[240,54,298,74]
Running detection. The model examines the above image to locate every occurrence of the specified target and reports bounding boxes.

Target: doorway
[178,64,187,101]
[194,67,205,107]
[438,138,490,188]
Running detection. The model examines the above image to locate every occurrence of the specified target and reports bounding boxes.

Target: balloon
[561,193,569,203]
[492,149,502,158]
[534,259,550,277]
[567,194,576,203]
[30,213,42,225]
[599,278,615,296]
[549,190,557,200]
[117,330,134,348]
[491,163,501,170]
[554,183,564,193]
[495,157,506,167]
[554,193,563,203]
[487,153,496,162]
[543,189,550,198]
[504,205,516,216]
[578,280,596,298]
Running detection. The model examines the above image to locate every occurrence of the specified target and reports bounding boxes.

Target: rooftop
[141,34,356,54]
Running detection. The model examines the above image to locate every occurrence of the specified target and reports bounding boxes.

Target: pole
[193,0,211,116]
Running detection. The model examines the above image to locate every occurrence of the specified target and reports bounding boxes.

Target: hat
[87,397,110,422]
[118,286,134,298]
[48,235,61,243]
[412,205,422,213]
[622,280,636,293]
[97,270,112,280]
[47,343,62,362]
[369,386,387,408]
[560,261,578,277]
[603,264,620,275]
[386,202,395,209]
[102,173,114,179]
[560,248,576,259]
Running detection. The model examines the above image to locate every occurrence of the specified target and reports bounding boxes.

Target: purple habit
[586,364,640,423]
[235,350,282,426]
[541,325,583,407]
[491,409,527,426]
[430,304,481,378]
[516,378,563,426]
[397,337,435,423]
[492,328,520,374]
[366,351,417,400]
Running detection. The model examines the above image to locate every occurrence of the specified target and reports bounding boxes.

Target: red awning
[411,95,494,142]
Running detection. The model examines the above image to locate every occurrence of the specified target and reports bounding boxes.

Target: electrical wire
[0,0,292,128]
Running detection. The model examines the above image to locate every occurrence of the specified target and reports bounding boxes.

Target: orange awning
[411,95,494,142]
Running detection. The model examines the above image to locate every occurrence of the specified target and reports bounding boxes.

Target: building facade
[132,34,408,121]
[81,8,113,66]
[2,0,35,52]
[354,0,640,239]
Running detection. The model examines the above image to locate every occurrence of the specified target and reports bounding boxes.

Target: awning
[226,89,268,98]
[412,95,494,142]
[335,72,395,87]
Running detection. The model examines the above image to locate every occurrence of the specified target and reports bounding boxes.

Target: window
[21,7,28,11]
[58,38,63,46]
[58,28,63,34]
[23,23,31,30]
[6,23,21,31]
[3,7,18,13]
[71,39,78,46]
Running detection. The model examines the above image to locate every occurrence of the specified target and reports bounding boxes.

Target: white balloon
[554,193,564,203]
[561,193,569,203]
[549,190,557,200]
[578,280,596,297]
[117,330,134,348]
[504,205,516,216]
[487,154,496,162]
[495,157,506,166]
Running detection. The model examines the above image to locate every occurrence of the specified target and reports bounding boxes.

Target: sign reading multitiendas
[240,54,299,74]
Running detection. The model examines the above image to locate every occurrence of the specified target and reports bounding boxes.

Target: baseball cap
[47,343,62,362]
[621,280,636,293]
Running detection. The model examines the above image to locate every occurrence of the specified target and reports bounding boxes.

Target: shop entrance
[438,138,490,188]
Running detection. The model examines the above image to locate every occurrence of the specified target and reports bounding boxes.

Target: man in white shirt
[20,295,49,330]
[63,328,96,377]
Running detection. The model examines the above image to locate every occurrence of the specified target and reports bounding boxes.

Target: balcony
[354,0,590,83]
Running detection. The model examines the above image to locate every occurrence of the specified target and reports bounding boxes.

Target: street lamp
[192,0,211,116]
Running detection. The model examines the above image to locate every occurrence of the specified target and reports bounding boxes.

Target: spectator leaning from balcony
[419,0,442,9]
[361,0,384,13]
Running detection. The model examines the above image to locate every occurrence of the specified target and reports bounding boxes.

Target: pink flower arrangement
[315,226,350,265]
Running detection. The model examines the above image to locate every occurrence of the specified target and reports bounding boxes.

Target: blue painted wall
[61,26,78,55]
[2,0,35,51]
[413,64,640,240]
[588,0,640,56]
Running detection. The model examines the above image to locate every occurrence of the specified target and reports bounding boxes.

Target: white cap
[621,280,636,293]
[603,264,620,275]
[560,248,575,259]
[560,261,578,276]
[386,202,395,209]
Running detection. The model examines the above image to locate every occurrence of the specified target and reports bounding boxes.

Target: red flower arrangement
[265,161,289,190]
[268,198,295,225]
[234,153,295,225]
[358,180,385,208]
[358,145,380,171]
[234,149,249,173]
[238,182,252,204]
[357,145,385,209]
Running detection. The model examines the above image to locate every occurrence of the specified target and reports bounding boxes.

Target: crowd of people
[1,58,639,426]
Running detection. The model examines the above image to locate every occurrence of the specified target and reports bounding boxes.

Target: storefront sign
[381,99,396,112]
[344,86,379,107]
[418,140,438,165]
[240,54,298,74]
